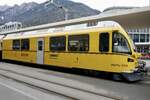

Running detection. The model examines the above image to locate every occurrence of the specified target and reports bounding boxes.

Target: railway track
[0,65,122,100]
[0,69,76,100]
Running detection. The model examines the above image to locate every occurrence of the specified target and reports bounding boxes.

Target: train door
[37,38,44,64]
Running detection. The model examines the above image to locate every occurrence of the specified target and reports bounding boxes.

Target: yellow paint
[45,37,49,52]
[3,50,36,63]
[2,27,139,73]
[89,32,99,52]
[30,38,37,51]
[3,40,12,50]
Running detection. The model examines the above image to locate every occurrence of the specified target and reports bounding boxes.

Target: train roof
[3,21,127,40]
[3,26,123,40]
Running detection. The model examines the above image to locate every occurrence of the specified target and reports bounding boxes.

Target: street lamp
[45,0,69,20]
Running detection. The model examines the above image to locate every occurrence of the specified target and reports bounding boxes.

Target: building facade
[127,28,150,58]
[103,7,150,58]
[0,22,22,33]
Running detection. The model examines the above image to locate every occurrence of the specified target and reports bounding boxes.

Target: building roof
[103,6,138,12]
[1,6,150,35]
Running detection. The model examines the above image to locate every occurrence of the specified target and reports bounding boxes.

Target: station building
[0,22,22,33]
[102,7,150,58]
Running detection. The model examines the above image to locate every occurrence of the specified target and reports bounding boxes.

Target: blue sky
[0,0,149,11]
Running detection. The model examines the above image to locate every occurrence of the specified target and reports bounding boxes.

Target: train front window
[129,36,136,52]
[112,32,131,54]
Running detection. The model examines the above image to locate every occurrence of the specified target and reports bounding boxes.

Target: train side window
[99,33,109,52]
[13,40,20,50]
[50,36,66,51]
[38,41,43,51]
[21,39,29,50]
[68,34,89,52]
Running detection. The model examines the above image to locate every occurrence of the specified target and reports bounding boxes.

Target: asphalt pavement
[0,73,71,100]
[0,62,150,100]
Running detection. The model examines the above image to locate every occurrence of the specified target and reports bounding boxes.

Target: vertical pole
[48,0,68,21]
[64,9,68,20]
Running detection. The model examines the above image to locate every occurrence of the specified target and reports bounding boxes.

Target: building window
[112,32,131,54]
[68,34,89,52]
[13,40,20,50]
[50,36,66,51]
[146,34,149,42]
[99,33,109,52]
[140,34,145,42]
[21,39,29,50]
[133,34,139,42]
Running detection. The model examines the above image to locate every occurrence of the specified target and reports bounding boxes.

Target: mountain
[0,5,10,12]
[0,0,100,27]
[0,2,39,26]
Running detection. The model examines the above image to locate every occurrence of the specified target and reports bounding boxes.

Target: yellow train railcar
[2,26,146,81]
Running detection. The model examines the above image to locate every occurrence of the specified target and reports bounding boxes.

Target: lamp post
[46,0,69,20]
